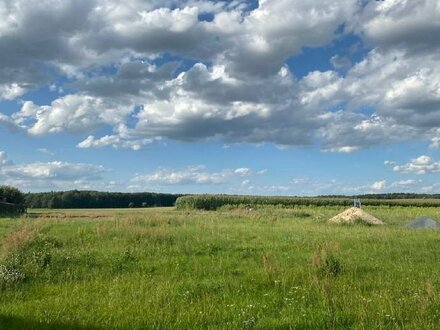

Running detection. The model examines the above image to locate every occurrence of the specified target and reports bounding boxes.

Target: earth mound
[328,207,384,225]
[406,217,440,229]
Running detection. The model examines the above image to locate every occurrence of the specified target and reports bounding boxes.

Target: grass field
[0,206,439,329]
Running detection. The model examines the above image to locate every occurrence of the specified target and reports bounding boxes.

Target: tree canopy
[25,190,181,209]
[0,185,25,205]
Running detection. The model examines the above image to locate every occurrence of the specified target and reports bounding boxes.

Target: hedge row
[175,195,440,210]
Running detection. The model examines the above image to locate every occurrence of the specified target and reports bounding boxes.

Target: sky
[0,0,439,195]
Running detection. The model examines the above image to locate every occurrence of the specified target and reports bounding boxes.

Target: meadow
[0,205,439,329]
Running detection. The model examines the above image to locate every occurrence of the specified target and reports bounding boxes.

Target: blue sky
[0,0,439,195]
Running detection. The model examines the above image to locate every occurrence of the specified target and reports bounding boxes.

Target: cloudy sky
[0,0,439,195]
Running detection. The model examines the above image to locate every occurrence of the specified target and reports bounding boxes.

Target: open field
[0,206,440,329]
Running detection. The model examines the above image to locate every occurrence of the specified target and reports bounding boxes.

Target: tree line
[1,186,181,211]
[2,184,440,213]
[25,190,182,209]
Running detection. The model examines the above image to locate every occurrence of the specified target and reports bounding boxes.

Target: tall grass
[0,206,439,329]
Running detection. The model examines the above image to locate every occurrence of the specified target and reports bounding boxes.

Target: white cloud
[393,180,418,187]
[370,180,386,191]
[390,155,440,174]
[0,83,27,100]
[0,151,11,166]
[37,148,55,156]
[234,168,252,176]
[77,135,155,151]
[12,95,132,135]
[0,151,106,191]
[430,129,440,149]
[357,0,440,54]
[1,161,105,181]
[0,0,439,153]
[323,145,360,153]
[330,55,351,69]
[63,46,440,152]
[131,165,259,186]
[312,48,440,151]
[431,137,440,149]
[219,0,358,78]
[419,182,440,193]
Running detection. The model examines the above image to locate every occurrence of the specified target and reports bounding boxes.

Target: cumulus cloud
[0,151,11,166]
[312,47,440,151]
[219,0,358,78]
[131,165,261,186]
[0,150,106,190]
[431,137,440,149]
[429,129,440,149]
[0,83,27,100]
[370,180,386,191]
[77,134,155,151]
[357,0,440,54]
[0,0,99,98]
[12,94,132,135]
[389,155,440,174]
[330,55,352,69]
[1,161,105,181]
[0,0,439,153]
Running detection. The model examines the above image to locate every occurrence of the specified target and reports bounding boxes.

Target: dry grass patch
[1,223,37,257]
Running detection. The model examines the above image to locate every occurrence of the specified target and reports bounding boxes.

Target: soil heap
[406,217,440,229]
[328,207,384,225]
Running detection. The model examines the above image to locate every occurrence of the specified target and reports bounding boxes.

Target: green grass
[1,206,439,329]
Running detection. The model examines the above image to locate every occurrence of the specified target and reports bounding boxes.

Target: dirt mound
[406,217,440,229]
[328,207,384,225]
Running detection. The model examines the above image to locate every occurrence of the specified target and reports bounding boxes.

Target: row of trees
[2,184,440,212]
[25,190,181,209]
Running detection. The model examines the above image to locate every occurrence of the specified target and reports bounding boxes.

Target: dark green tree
[0,185,25,205]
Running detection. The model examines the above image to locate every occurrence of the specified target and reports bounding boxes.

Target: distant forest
[25,190,182,209]
[15,191,440,209]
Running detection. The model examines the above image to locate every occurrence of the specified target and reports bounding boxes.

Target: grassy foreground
[0,206,439,329]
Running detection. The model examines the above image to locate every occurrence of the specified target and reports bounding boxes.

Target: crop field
[175,195,440,210]
[0,205,439,329]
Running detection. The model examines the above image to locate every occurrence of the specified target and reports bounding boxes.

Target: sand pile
[328,207,384,225]
[406,217,440,229]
